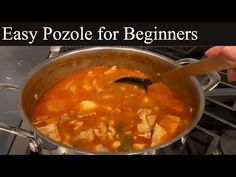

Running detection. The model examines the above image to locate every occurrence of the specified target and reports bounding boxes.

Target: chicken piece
[108,125,116,136]
[133,85,138,90]
[35,115,59,124]
[125,94,135,98]
[63,81,74,90]
[98,122,107,134]
[78,100,98,112]
[137,108,152,120]
[34,94,39,101]
[46,99,66,113]
[113,108,121,114]
[69,120,77,124]
[160,119,178,135]
[120,87,126,91]
[38,124,61,141]
[64,133,71,142]
[69,84,77,94]
[102,105,112,111]
[35,115,48,121]
[93,129,100,137]
[33,120,43,126]
[74,129,94,142]
[159,115,180,134]
[92,79,103,93]
[137,108,152,134]
[77,112,96,118]
[108,119,115,126]
[151,123,167,147]
[96,131,114,142]
[125,131,132,135]
[104,65,117,75]
[61,113,70,122]
[136,108,156,138]
[165,115,181,123]
[133,143,146,150]
[73,121,83,131]
[102,94,113,99]
[46,117,60,124]
[142,96,149,103]
[87,71,96,77]
[137,132,151,139]
[94,124,114,142]
[62,141,73,147]
[107,132,115,141]
[83,84,93,92]
[93,123,108,137]
[75,121,84,127]
[62,80,77,93]
[95,144,109,152]
[137,122,150,134]
[146,115,156,129]
[112,141,121,149]
[61,134,73,147]
[165,121,178,134]
[101,116,107,121]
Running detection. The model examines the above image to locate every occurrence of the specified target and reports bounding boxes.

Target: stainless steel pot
[0,47,221,155]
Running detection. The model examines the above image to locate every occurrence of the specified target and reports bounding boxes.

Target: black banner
[0,22,235,45]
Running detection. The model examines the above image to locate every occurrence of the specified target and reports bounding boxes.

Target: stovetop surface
[0,46,50,154]
[1,46,236,155]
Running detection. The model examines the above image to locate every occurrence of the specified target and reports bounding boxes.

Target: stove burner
[220,130,236,155]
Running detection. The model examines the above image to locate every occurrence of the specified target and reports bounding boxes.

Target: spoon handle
[161,56,234,80]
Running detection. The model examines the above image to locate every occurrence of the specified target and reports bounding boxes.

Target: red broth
[31,66,193,152]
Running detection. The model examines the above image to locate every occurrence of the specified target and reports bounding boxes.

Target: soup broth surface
[32,66,193,152]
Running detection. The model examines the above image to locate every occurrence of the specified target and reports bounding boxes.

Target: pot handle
[0,83,19,90]
[177,58,221,93]
[0,83,43,152]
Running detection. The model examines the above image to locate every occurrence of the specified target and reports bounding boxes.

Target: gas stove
[1,46,235,155]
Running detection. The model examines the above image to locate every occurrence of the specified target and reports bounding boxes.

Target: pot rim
[17,46,205,155]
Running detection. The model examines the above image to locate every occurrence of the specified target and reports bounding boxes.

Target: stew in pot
[31,66,193,152]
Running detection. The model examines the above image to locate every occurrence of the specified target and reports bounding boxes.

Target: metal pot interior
[19,47,204,154]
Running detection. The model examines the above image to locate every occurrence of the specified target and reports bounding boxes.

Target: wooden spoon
[114,57,234,91]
